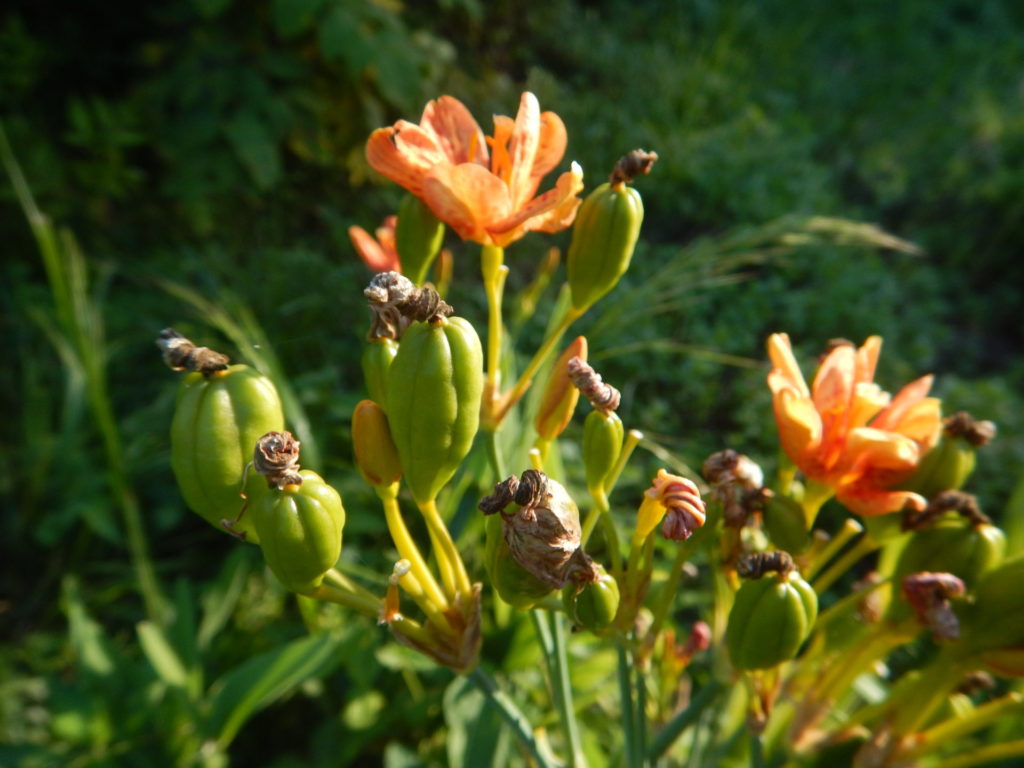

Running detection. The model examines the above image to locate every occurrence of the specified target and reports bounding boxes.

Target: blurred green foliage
[3,0,1023,765]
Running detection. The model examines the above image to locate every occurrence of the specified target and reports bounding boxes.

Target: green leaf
[443,676,511,768]
[61,576,117,678]
[137,621,190,689]
[272,0,326,38]
[198,546,252,651]
[224,112,282,191]
[205,630,343,748]
[192,0,234,18]
[318,4,373,73]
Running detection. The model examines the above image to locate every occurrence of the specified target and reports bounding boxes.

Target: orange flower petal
[812,344,855,415]
[767,334,810,399]
[845,427,920,471]
[508,92,541,210]
[773,388,823,468]
[488,163,583,245]
[366,123,447,198]
[420,96,488,166]
[855,336,882,384]
[422,162,512,243]
[836,485,927,517]
[532,111,568,184]
[349,224,400,272]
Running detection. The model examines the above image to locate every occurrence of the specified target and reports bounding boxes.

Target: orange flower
[349,216,401,273]
[366,92,583,247]
[767,333,942,516]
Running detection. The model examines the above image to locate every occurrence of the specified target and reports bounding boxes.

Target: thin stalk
[617,641,640,768]
[601,511,623,576]
[581,489,610,547]
[635,660,649,767]
[799,480,833,529]
[805,518,864,581]
[642,539,695,656]
[481,245,507,403]
[470,667,557,768]
[419,499,472,598]
[647,680,721,761]
[904,693,1024,762]
[606,429,644,493]
[930,739,1024,768]
[495,306,583,424]
[484,428,507,482]
[378,487,449,611]
[811,535,880,593]
[550,612,587,767]
[749,732,765,768]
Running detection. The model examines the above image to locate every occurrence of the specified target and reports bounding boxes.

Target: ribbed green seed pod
[361,337,399,411]
[725,572,817,670]
[566,181,644,311]
[395,193,445,286]
[887,520,1005,622]
[250,469,345,593]
[582,410,624,494]
[959,556,1024,675]
[171,365,284,542]
[562,564,620,632]
[386,316,483,504]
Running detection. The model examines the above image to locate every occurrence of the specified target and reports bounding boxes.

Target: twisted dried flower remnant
[737,550,797,580]
[609,149,658,186]
[252,431,303,489]
[364,271,452,340]
[902,571,966,641]
[902,489,991,532]
[567,356,620,413]
[480,470,598,588]
[703,449,771,528]
[157,328,230,375]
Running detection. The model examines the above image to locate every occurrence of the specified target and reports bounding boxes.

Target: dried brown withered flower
[157,328,230,375]
[902,489,990,531]
[364,271,452,340]
[567,356,620,413]
[251,431,303,489]
[944,411,997,447]
[479,470,598,588]
[609,149,658,185]
[736,550,796,580]
[901,571,966,641]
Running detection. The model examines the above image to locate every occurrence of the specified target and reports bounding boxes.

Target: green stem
[606,429,644,493]
[647,681,721,761]
[484,428,507,482]
[904,692,1024,762]
[811,535,880,593]
[378,486,450,612]
[749,732,765,768]
[481,244,507,402]
[496,305,583,424]
[799,481,833,529]
[470,667,558,768]
[617,641,640,768]
[642,539,695,655]
[551,612,587,767]
[418,499,472,599]
[929,739,1024,768]
[805,518,864,580]
[581,489,610,547]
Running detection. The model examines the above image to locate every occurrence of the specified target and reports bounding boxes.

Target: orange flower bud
[534,336,587,442]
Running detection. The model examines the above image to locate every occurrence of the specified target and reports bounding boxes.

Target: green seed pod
[566,181,644,311]
[395,193,445,286]
[762,494,811,554]
[582,410,624,494]
[351,400,402,487]
[361,337,399,410]
[887,519,1005,622]
[562,564,620,632]
[959,556,1024,674]
[485,514,554,609]
[386,316,483,505]
[170,365,284,542]
[904,412,996,499]
[725,563,817,670]
[250,469,345,593]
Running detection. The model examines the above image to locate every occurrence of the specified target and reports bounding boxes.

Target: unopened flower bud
[395,193,445,286]
[535,337,587,442]
[352,400,403,487]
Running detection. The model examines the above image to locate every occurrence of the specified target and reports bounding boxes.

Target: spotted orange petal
[420,96,489,166]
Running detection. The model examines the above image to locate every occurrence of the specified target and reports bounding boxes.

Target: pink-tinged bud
[684,621,711,656]
[636,469,707,543]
